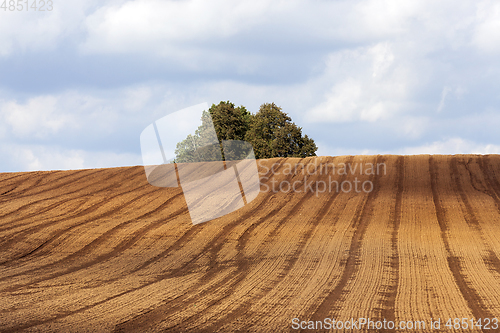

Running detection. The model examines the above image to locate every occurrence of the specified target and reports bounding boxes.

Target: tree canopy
[173,110,221,163]
[209,101,251,142]
[245,103,317,159]
[174,101,317,162]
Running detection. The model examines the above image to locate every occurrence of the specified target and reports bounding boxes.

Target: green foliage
[174,101,317,162]
[209,101,251,142]
[245,103,317,159]
[174,111,222,163]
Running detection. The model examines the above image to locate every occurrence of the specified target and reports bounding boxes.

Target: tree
[244,103,317,159]
[174,101,317,162]
[174,110,221,163]
[208,101,251,141]
[174,101,250,162]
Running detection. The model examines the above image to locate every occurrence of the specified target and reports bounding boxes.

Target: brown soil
[1,155,500,332]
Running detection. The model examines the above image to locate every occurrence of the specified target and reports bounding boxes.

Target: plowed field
[1,155,500,332]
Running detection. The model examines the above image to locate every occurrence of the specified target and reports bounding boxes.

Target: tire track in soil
[139,158,291,268]
[452,157,500,277]
[200,157,356,333]
[120,188,284,289]
[0,171,51,199]
[5,156,500,332]
[115,203,287,333]
[116,160,305,331]
[113,158,306,332]
[1,167,123,201]
[0,179,164,265]
[7,160,281,331]
[0,189,161,268]
[0,170,137,233]
[0,173,150,231]
[2,276,189,333]
[0,168,144,231]
[0,187,15,196]
[478,156,500,208]
[1,204,193,331]
[378,155,404,325]
[478,156,500,275]
[302,156,383,329]
[166,185,312,331]
[0,196,91,233]
[451,157,482,230]
[7,159,292,331]
[0,192,186,290]
[0,168,93,201]
[0,172,30,186]
[429,156,493,326]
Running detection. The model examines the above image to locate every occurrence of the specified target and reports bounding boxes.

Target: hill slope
[1,155,500,332]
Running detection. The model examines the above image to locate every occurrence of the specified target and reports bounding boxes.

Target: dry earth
[1,155,500,332]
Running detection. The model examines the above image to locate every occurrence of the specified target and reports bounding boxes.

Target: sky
[1,0,499,172]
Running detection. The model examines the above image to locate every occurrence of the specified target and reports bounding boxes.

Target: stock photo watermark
[258,159,386,195]
[1,0,53,11]
[140,103,260,225]
[140,102,387,225]
[292,317,499,331]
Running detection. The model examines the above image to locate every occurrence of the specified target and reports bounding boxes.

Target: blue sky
[1,0,500,172]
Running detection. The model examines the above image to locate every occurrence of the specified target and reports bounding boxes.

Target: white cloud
[0,0,99,57]
[1,0,500,172]
[306,43,413,123]
[0,143,142,172]
[399,138,500,155]
[0,0,496,60]
[123,86,153,111]
[395,116,430,139]
[437,86,452,113]
[316,137,500,157]
[0,13,58,56]
[473,1,500,54]
[79,0,439,60]
[81,0,272,55]
[352,0,425,38]
[0,86,163,142]
[315,142,379,157]
[0,96,72,138]
[436,85,467,113]
[78,0,486,57]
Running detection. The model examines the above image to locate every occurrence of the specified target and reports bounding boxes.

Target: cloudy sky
[1,0,499,172]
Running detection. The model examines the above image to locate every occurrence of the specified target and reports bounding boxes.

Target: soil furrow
[379,155,404,324]
[305,156,383,325]
[114,158,304,332]
[201,157,356,333]
[0,192,186,289]
[429,156,493,323]
[0,167,144,229]
[0,183,164,262]
[3,156,500,332]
